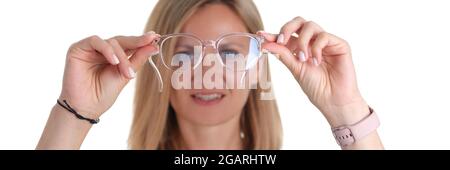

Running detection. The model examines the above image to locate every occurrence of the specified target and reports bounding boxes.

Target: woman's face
[170,4,251,126]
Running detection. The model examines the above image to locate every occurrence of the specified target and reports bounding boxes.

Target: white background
[0,0,449,149]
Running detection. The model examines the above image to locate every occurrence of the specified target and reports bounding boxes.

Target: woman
[37,0,383,149]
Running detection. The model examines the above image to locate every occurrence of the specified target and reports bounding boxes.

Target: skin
[170,4,251,150]
[36,4,383,150]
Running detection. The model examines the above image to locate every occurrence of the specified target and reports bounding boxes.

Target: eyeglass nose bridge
[202,40,218,49]
[193,40,225,69]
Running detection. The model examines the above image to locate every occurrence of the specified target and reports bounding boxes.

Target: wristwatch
[331,107,380,147]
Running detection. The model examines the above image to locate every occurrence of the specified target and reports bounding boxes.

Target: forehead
[181,4,248,40]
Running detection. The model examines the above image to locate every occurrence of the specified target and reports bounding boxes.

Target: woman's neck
[176,114,243,150]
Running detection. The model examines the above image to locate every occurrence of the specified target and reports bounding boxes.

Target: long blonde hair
[129,0,282,149]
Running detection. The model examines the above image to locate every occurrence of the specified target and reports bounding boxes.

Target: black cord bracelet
[57,99,99,124]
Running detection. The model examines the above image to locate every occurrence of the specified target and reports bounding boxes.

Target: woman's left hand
[258,16,370,127]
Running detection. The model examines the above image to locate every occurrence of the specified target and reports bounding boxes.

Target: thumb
[262,42,304,75]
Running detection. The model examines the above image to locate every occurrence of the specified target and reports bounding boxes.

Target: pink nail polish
[313,58,319,66]
[112,54,120,65]
[128,67,136,78]
[277,34,284,44]
[299,51,306,62]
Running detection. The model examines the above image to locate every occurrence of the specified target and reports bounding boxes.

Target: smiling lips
[191,92,225,106]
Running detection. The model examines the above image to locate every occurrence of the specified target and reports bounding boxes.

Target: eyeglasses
[148,32,265,92]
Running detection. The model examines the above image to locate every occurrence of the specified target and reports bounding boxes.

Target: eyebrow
[174,43,199,51]
[219,43,246,51]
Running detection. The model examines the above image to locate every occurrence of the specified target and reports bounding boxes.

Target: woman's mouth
[191,93,225,106]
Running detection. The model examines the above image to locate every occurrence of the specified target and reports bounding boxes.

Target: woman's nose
[199,41,220,69]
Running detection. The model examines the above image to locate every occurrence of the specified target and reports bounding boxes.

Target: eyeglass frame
[148,32,266,92]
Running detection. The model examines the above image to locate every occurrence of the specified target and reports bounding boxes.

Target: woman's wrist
[320,99,370,128]
[51,103,93,129]
[36,104,92,149]
[320,100,384,149]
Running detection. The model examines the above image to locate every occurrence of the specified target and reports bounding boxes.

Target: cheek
[169,90,189,114]
[229,90,250,108]
[224,70,251,89]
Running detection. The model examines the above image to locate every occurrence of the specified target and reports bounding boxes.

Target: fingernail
[128,67,136,78]
[262,48,269,53]
[277,34,284,44]
[299,51,306,62]
[112,54,120,65]
[313,58,319,66]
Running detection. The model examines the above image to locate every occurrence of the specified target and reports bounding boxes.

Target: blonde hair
[129,0,282,149]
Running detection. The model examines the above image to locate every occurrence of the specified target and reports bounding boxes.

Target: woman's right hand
[59,32,160,119]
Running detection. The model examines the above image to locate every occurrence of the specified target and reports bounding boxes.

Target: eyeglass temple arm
[148,54,163,92]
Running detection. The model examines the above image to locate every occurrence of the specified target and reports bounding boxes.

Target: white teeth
[194,93,222,101]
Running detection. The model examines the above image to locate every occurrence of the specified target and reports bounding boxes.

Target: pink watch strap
[331,107,380,147]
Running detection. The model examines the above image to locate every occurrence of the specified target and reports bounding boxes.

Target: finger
[262,42,303,74]
[311,32,331,66]
[123,50,135,58]
[256,30,278,42]
[112,31,160,51]
[107,39,135,79]
[311,32,350,66]
[296,21,324,62]
[77,35,120,65]
[277,16,306,45]
[257,31,300,59]
[129,44,159,72]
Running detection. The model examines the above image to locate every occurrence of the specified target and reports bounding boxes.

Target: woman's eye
[174,50,192,55]
[219,49,240,59]
[171,51,194,65]
[174,51,195,58]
